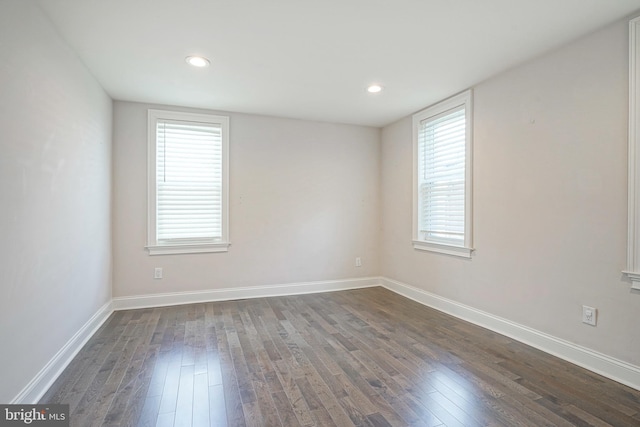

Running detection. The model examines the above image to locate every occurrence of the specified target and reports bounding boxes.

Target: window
[147,110,229,255]
[625,17,640,289]
[413,90,473,258]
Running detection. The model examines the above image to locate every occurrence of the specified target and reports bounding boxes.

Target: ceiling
[37,0,640,127]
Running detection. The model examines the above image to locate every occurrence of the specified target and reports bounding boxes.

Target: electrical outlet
[582,305,596,326]
[154,267,163,279]
[355,257,362,267]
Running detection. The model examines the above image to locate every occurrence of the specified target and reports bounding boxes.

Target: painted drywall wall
[0,2,113,402]
[113,101,380,297]
[381,17,640,366]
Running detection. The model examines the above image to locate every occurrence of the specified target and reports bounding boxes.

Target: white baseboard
[12,277,377,405]
[112,277,381,311]
[16,275,640,405]
[381,277,640,391]
[12,301,114,404]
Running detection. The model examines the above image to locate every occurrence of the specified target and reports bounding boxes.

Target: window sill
[146,242,230,255]
[412,240,473,258]
[622,271,640,290]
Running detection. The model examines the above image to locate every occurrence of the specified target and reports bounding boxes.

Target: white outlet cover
[582,305,596,326]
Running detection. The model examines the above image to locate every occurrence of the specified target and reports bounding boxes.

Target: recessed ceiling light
[185,56,210,67]
[367,84,383,93]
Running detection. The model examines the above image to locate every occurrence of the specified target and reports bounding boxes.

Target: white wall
[0,2,113,402]
[113,102,380,297]
[381,18,640,366]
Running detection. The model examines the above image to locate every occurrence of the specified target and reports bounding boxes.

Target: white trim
[14,276,640,404]
[112,277,381,310]
[623,270,640,290]
[625,17,640,290]
[11,301,114,404]
[380,277,640,391]
[146,242,230,255]
[412,240,473,258]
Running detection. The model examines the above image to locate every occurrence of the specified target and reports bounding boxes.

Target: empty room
[2,0,640,426]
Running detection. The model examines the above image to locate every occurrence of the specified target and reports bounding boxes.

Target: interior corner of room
[2,0,640,418]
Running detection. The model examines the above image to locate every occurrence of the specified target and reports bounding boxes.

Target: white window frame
[412,90,473,258]
[146,109,230,255]
[624,17,640,289]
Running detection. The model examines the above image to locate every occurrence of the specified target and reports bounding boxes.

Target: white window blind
[417,106,466,244]
[156,119,223,243]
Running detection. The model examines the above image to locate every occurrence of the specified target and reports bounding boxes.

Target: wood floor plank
[503,359,640,426]
[208,384,227,427]
[40,287,640,426]
[135,394,162,427]
[271,390,302,427]
[273,359,314,426]
[191,373,209,427]
[154,411,174,427]
[216,307,246,427]
[174,364,195,427]
[157,348,182,416]
[563,403,616,427]
[60,312,133,414]
[40,315,116,404]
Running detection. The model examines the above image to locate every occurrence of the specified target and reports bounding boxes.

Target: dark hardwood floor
[40,287,640,426]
